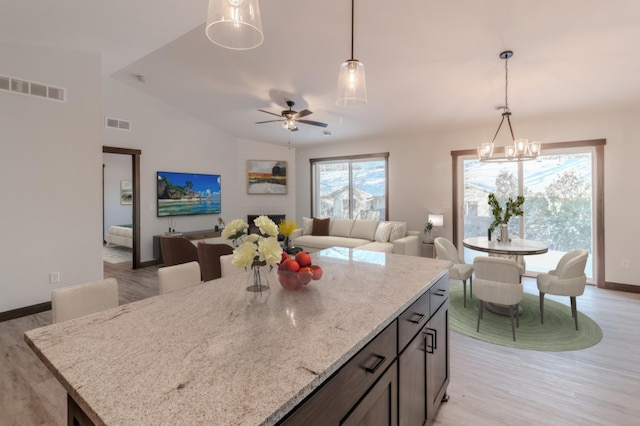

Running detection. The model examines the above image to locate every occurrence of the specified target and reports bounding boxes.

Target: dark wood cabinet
[342,359,398,426]
[398,274,449,426]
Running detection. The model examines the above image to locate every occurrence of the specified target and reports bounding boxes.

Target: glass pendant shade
[336,59,367,107]
[205,0,264,50]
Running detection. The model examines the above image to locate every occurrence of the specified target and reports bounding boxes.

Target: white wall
[0,42,103,312]
[102,79,297,264]
[296,108,640,287]
[103,152,132,238]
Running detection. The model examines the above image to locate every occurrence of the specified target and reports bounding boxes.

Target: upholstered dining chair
[220,254,245,278]
[51,278,119,324]
[537,249,589,330]
[158,261,202,295]
[197,241,234,281]
[473,256,523,341]
[159,236,198,267]
[434,237,474,308]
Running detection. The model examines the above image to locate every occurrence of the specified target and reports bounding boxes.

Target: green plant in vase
[488,193,525,240]
[424,219,434,243]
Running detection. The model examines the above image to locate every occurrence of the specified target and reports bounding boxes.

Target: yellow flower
[254,215,279,237]
[232,242,258,269]
[257,236,283,267]
[278,219,297,237]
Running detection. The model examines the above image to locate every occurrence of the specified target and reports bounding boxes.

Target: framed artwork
[247,160,287,194]
[120,180,133,205]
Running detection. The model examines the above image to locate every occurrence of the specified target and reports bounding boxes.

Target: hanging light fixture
[478,51,541,162]
[205,0,264,50]
[336,0,367,107]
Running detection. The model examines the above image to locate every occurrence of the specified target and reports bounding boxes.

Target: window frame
[310,152,390,220]
[451,139,605,287]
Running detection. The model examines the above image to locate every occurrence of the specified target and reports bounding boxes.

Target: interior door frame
[103,146,142,269]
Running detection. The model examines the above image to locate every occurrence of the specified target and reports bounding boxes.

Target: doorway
[102,146,141,269]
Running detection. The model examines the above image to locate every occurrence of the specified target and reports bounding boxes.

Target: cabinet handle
[434,289,447,297]
[425,328,437,353]
[363,354,386,374]
[408,312,425,324]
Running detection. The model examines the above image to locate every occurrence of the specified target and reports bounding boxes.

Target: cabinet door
[398,328,426,426]
[426,301,449,424]
[341,360,398,426]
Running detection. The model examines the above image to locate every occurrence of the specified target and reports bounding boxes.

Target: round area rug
[449,284,603,351]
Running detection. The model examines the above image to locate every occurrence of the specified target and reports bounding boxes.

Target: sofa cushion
[359,241,394,253]
[389,222,408,242]
[302,217,313,235]
[312,218,330,236]
[330,218,355,237]
[374,222,393,242]
[350,220,379,241]
[295,235,371,250]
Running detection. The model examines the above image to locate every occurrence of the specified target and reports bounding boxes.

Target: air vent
[0,74,66,102]
[105,117,132,131]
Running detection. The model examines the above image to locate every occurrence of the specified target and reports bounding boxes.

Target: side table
[422,242,435,258]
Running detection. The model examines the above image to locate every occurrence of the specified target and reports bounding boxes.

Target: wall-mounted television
[157,171,221,217]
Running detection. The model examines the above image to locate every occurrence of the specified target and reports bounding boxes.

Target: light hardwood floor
[1,262,638,425]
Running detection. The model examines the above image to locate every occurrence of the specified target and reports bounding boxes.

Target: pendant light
[205,0,264,50]
[478,51,540,162]
[336,0,367,107]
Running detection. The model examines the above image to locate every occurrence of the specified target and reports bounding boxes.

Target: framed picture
[247,160,287,194]
[120,180,133,205]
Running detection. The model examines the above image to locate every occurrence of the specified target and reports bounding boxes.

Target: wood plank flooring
[1,262,638,425]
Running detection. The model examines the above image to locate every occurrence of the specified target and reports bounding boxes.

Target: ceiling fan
[255,101,328,131]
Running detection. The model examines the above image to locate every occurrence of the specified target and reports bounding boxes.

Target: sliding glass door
[460,146,597,280]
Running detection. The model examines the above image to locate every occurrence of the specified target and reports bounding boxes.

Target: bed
[105,225,133,248]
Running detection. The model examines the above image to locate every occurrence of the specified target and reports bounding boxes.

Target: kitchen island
[25,247,451,425]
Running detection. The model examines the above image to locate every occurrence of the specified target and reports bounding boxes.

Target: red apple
[297,267,313,285]
[278,272,290,289]
[287,274,302,290]
[280,258,300,272]
[295,251,312,267]
[310,265,323,280]
[280,251,290,264]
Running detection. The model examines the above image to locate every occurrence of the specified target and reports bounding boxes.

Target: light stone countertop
[25,247,451,426]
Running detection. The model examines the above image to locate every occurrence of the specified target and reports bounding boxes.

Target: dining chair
[159,236,198,267]
[434,237,474,308]
[220,254,245,278]
[197,241,234,281]
[51,278,119,323]
[158,261,202,295]
[473,256,523,341]
[537,249,588,330]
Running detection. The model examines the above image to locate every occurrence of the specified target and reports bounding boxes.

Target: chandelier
[477,51,540,162]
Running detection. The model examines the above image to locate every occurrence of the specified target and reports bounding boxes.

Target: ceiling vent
[105,117,132,131]
[0,74,65,102]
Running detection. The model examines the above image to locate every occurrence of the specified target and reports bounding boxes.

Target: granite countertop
[25,247,451,425]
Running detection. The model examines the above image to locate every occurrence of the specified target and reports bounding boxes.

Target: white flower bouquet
[222,216,283,269]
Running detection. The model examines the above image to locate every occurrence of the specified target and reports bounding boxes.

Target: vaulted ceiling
[3,0,640,147]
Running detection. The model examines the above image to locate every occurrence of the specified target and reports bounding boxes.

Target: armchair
[434,237,473,308]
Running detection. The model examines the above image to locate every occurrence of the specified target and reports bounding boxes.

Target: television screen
[157,171,221,217]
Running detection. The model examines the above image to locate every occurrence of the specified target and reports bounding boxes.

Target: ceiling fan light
[205,0,264,50]
[336,59,367,107]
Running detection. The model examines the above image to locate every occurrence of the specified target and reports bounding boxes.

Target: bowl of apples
[277,251,323,291]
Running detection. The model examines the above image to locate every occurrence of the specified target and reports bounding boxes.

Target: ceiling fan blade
[257,109,283,118]
[294,109,312,119]
[255,119,284,124]
[297,119,328,128]
[291,127,299,132]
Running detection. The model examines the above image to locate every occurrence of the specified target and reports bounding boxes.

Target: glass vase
[245,261,271,305]
[500,223,510,244]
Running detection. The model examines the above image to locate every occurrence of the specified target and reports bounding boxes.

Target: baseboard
[0,301,51,323]
[601,281,640,293]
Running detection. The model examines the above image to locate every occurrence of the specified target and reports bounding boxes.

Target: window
[452,140,605,285]
[311,153,389,220]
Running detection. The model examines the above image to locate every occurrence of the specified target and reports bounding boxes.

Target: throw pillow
[374,222,393,242]
[351,220,379,241]
[312,218,330,236]
[302,217,313,235]
[389,222,407,242]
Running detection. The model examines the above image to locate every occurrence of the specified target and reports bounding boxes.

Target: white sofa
[105,225,133,248]
[291,218,420,256]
